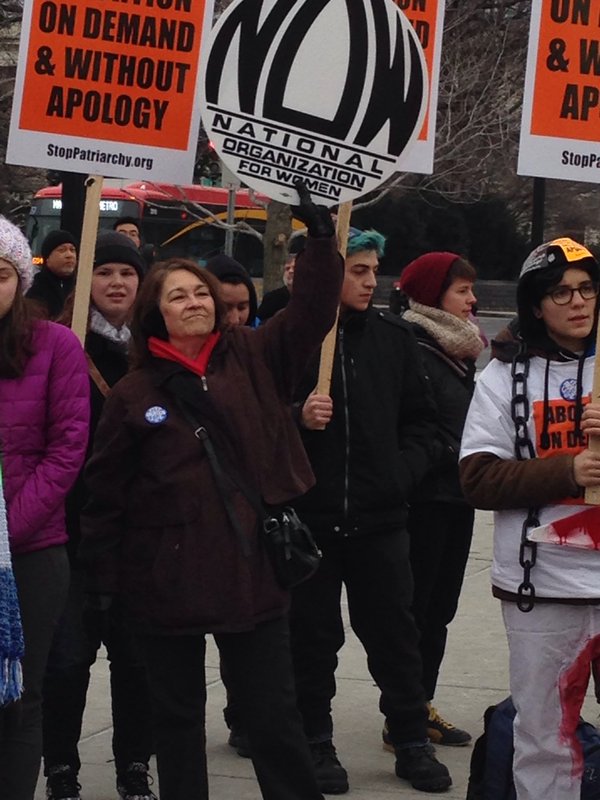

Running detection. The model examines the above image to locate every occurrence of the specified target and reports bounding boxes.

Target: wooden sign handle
[585,323,600,503]
[316,201,352,395]
[71,175,103,345]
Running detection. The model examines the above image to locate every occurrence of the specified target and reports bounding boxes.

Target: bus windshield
[26,183,269,274]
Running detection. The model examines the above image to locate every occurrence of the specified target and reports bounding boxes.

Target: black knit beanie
[94,230,145,281]
[41,229,77,262]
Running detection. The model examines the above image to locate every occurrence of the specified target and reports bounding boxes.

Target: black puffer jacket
[293,309,438,537]
[407,324,475,504]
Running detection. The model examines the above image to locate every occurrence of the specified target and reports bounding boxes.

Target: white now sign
[200,0,428,206]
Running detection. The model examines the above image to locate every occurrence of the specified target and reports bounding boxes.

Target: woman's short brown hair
[439,258,477,298]
[130,258,226,368]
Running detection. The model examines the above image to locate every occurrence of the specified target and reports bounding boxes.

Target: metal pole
[60,171,87,242]
[531,177,546,248]
[224,186,236,256]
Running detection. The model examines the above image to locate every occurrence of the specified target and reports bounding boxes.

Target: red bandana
[148,333,221,378]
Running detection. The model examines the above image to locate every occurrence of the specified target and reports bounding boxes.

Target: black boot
[395,743,452,792]
[309,740,349,794]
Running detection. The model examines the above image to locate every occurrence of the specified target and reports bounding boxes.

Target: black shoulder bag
[175,397,322,590]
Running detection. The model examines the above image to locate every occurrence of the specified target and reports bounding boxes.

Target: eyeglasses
[545,281,599,305]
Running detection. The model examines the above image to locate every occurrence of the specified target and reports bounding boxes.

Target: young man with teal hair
[290,228,452,794]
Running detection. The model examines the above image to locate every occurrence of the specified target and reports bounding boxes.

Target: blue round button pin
[145,406,168,425]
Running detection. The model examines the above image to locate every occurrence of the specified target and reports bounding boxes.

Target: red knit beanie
[399,252,460,307]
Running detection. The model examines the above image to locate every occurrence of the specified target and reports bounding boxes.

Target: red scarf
[148,333,221,377]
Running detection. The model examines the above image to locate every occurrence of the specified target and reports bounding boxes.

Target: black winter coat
[293,309,438,537]
[66,330,129,562]
[258,286,290,322]
[408,324,475,505]
[26,269,75,319]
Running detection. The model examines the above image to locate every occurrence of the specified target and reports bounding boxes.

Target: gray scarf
[403,300,484,361]
[89,307,131,348]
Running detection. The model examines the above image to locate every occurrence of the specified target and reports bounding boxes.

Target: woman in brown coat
[79,191,342,800]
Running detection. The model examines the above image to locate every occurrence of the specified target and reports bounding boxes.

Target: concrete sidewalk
[34,511,597,799]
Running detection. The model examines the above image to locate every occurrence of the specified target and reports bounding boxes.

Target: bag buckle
[263,515,281,534]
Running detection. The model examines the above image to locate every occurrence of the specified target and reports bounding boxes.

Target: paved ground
[34,510,598,799]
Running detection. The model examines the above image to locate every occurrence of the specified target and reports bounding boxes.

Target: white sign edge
[6,0,216,184]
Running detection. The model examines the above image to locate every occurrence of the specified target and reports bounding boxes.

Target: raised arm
[253,182,343,399]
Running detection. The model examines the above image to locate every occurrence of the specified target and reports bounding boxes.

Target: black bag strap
[174,397,252,557]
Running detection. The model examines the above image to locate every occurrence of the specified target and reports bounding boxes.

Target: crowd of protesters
[0,185,599,800]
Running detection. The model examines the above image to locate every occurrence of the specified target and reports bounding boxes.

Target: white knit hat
[0,217,33,293]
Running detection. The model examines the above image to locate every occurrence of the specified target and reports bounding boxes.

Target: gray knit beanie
[0,217,33,292]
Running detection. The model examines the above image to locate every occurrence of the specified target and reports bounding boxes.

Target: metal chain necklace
[510,343,540,612]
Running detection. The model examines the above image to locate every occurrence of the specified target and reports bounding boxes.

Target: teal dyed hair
[346,228,386,258]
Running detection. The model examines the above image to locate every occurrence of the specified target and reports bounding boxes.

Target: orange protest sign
[531,0,600,141]
[395,0,445,173]
[394,0,440,142]
[7,0,213,183]
[519,0,600,183]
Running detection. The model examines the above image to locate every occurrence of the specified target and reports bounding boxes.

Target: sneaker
[116,762,157,800]
[309,740,349,795]
[427,704,472,747]
[227,728,252,758]
[46,765,81,800]
[395,744,452,792]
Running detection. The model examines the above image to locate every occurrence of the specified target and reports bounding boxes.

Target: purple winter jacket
[0,320,90,556]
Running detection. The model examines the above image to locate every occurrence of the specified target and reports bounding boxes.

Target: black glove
[292,179,335,239]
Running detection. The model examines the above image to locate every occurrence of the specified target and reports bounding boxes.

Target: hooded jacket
[206,255,258,326]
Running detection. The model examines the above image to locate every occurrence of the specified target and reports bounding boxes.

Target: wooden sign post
[316,201,352,396]
[71,175,103,345]
[585,325,600,504]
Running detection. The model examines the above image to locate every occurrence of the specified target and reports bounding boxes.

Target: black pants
[408,502,474,700]
[139,615,323,800]
[0,546,69,800]
[43,570,153,777]
[290,529,428,746]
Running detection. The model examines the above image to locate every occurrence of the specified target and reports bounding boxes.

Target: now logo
[201,0,427,205]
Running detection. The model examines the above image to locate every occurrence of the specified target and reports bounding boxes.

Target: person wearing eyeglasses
[459,238,600,799]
